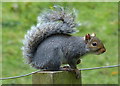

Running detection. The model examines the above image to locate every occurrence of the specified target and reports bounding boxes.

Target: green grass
[2,2,118,84]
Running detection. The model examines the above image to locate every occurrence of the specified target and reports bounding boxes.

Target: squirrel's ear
[91,33,96,37]
[85,34,91,40]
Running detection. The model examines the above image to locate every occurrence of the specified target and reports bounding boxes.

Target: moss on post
[32,71,82,84]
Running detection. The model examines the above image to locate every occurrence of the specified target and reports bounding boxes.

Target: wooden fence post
[32,71,82,84]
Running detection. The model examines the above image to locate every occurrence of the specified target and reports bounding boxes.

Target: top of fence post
[32,70,82,84]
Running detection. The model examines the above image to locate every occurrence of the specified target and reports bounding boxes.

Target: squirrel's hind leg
[61,59,81,71]
[43,47,63,71]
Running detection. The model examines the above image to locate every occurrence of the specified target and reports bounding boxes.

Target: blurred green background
[2,2,118,84]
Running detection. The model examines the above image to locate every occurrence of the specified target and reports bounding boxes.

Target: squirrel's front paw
[77,59,81,64]
[74,69,80,79]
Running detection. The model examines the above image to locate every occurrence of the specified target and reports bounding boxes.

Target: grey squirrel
[22,6,106,78]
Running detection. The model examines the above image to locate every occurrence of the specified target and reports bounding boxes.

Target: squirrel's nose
[101,48,106,53]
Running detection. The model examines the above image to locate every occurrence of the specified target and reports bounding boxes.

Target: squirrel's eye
[92,42,97,46]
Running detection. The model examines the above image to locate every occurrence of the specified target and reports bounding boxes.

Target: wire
[79,64,120,71]
[0,70,41,80]
[0,64,119,80]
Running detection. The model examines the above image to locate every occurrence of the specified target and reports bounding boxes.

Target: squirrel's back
[32,34,86,70]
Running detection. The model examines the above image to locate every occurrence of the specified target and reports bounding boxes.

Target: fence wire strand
[0,64,120,80]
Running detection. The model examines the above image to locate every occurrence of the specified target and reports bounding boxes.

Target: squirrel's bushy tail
[22,6,79,64]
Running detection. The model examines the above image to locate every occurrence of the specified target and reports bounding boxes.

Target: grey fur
[32,35,88,70]
[22,6,79,65]
[22,6,105,70]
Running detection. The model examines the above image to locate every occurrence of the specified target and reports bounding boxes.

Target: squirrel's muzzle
[101,48,106,53]
[96,47,106,55]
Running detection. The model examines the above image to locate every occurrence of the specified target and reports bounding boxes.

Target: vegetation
[2,2,118,84]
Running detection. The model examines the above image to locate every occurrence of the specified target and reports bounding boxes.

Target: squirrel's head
[85,33,106,55]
